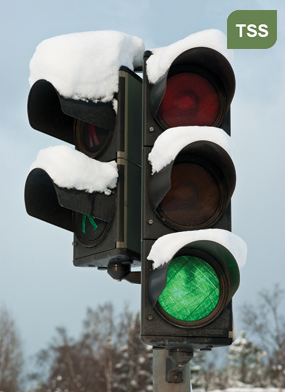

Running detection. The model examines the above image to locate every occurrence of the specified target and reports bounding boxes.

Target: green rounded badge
[227,10,277,49]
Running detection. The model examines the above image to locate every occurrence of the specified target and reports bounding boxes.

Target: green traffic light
[81,214,98,233]
[158,255,220,322]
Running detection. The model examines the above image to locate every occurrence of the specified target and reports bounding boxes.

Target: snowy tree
[267,345,285,390]
[29,303,153,392]
[191,349,228,391]
[81,303,121,392]
[190,350,205,389]
[226,330,267,387]
[0,306,23,392]
[114,313,152,392]
[241,284,285,391]
[30,326,106,392]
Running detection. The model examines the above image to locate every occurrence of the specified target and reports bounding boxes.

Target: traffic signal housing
[141,46,245,351]
[25,66,142,269]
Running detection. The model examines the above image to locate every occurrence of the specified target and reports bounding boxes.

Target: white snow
[28,29,232,107]
[147,29,233,84]
[210,390,283,392]
[29,31,145,103]
[147,229,247,270]
[148,126,235,174]
[30,145,118,195]
[28,29,232,106]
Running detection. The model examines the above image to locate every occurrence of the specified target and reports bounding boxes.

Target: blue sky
[0,0,284,361]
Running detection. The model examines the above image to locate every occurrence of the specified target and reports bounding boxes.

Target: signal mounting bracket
[107,260,141,284]
[165,348,193,383]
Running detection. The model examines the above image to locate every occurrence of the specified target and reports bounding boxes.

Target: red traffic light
[147,47,235,133]
[157,72,220,128]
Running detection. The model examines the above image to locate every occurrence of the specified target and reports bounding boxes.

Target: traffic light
[141,46,246,351]
[25,66,142,269]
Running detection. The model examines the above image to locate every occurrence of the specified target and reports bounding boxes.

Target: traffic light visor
[25,168,73,231]
[28,80,74,144]
[25,168,116,236]
[28,79,116,153]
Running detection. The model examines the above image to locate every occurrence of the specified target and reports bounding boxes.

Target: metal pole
[153,349,192,392]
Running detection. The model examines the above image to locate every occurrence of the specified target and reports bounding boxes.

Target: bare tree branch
[240,284,285,392]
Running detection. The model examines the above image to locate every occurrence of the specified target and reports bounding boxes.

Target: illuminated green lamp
[149,240,240,328]
[158,255,220,322]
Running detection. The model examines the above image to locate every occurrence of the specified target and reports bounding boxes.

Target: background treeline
[1,285,284,391]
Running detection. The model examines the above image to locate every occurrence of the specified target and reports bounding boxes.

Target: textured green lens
[158,255,220,321]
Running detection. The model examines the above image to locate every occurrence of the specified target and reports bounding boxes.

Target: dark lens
[158,162,223,229]
[74,212,108,247]
[75,120,110,158]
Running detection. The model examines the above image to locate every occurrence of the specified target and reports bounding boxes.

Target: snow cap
[148,126,236,174]
[147,229,247,270]
[29,31,145,103]
[147,29,233,84]
[30,145,118,195]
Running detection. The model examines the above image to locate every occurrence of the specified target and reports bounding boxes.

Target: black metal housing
[141,47,237,350]
[25,67,142,268]
[73,68,142,267]
[142,117,233,242]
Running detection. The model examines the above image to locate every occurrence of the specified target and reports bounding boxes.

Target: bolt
[147,315,153,321]
[148,219,153,225]
[72,241,78,247]
[149,126,154,132]
[173,375,178,380]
